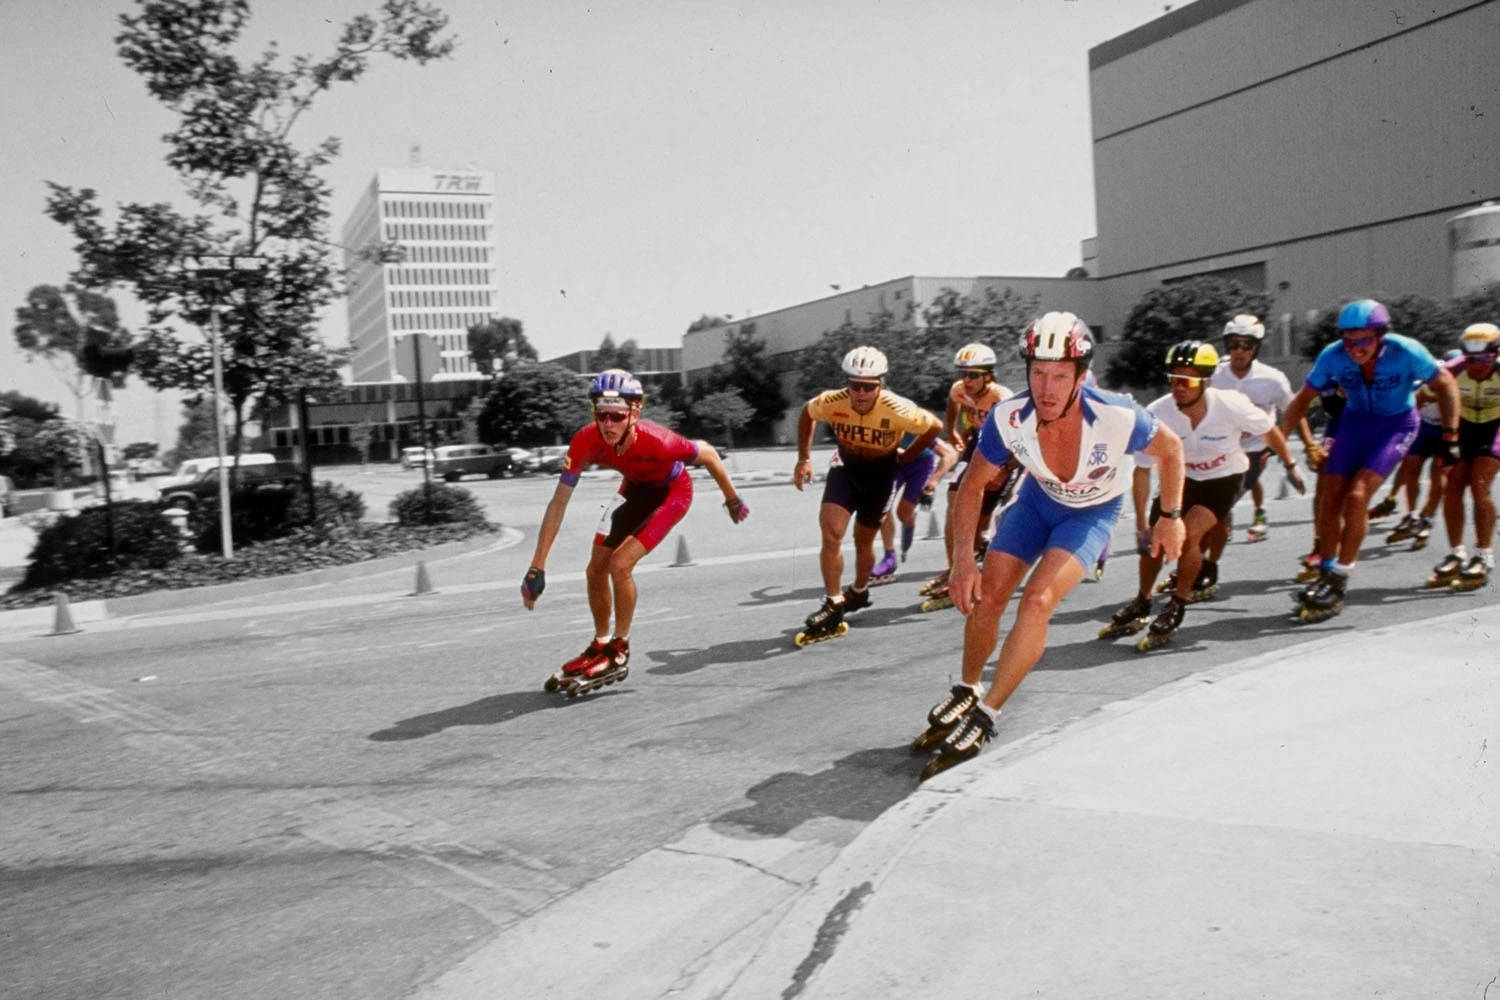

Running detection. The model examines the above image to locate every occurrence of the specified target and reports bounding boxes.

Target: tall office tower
[341,166,499,383]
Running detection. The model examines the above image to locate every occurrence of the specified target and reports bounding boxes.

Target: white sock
[1478,548,1493,568]
[976,702,1000,723]
[1451,545,1469,561]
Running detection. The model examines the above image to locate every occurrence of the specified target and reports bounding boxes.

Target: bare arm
[1140,427,1186,560]
[899,409,943,465]
[692,441,739,502]
[793,402,817,491]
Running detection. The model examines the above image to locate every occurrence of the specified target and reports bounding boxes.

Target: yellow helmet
[1460,322,1499,356]
[1165,340,1220,378]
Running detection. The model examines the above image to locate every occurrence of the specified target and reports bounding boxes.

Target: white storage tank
[1449,201,1500,296]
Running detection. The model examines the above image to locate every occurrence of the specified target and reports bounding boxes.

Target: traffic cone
[924,509,942,540]
[671,535,695,567]
[410,560,435,596]
[49,592,81,636]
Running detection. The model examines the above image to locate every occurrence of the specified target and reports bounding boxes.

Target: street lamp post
[182,254,266,559]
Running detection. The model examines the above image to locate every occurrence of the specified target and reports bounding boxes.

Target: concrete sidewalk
[711,602,1500,999]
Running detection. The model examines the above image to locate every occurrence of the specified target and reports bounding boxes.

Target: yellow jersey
[948,378,1011,438]
[806,388,936,465]
[1457,367,1500,424]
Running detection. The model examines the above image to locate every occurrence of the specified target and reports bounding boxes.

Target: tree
[121,441,160,462]
[794,287,1036,414]
[44,0,454,462]
[685,314,729,334]
[0,392,65,487]
[476,360,590,447]
[690,389,754,448]
[593,333,639,372]
[1106,277,1274,392]
[350,419,376,465]
[1299,288,1500,362]
[467,316,536,377]
[171,398,220,464]
[689,324,787,443]
[33,419,94,490]
[14,284,134,405]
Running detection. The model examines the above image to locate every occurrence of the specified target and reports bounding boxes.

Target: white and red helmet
[841,345,889,379]
[1020,312,1094,365]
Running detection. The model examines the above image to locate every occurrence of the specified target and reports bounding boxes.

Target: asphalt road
[0,466,1483,999]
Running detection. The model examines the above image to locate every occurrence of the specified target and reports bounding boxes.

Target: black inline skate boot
[1368,494,1398,520]
[1154,569,1178,594]
[1426,552,1465,589]
[1098,593,1153,640]
[911,684,980,753]
[920,705,997,781]
[1386,513,1417,544]
[1410,516,1433,551]
[796,596,849,646]
[1450,555,1490,592]
[841,585,872,613]
[1296,571,1346,622]
[1186,560,1219,603]
[1137,594,1186,651]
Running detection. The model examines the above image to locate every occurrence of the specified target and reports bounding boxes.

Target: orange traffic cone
[49,592,81,636]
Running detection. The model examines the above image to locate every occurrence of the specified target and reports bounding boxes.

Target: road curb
[0,526,521,633]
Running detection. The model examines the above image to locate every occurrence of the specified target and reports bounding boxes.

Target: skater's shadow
[713,746,916,837]
[647,633,803,677]
[737,584,826,609]
[368,689,614,741]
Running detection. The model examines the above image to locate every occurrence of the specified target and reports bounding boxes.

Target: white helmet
[954,342,997,370]
[841,345,889,379]
[1222,314,1265,341]
[1460,322,1499,355]
[1019,312,1093,364]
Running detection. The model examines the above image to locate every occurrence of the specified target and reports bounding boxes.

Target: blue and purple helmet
[1336,299,1391,333]
[589,368,644,403]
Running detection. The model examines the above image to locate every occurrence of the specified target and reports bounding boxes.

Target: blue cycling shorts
[989,476,1122,572]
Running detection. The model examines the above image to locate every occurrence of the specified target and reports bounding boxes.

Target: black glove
[1440,438,1461,466]
[520,566,546,607]
[724,496,749,523]
[918,486,935,510]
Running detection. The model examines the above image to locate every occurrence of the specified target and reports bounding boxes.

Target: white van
[162,452,278,488]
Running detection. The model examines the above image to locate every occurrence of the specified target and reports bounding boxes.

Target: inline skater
[523,369,749,695]
[792,346,943,644]
[1103,341,1303,651]
[915,312,1186,778]
[1377,349,1460,549]
[1207,314,1312,545]
[921,343,1015,608]
[1428,323,1500,591]
[872,435,958,582]
[1296,383,1344,582]
[1280,299,1458,621]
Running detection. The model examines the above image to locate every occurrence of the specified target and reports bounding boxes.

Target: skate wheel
[919,752,965,783]
[910,726,950,754]
[544,676,560,693]
[920,596,954,613]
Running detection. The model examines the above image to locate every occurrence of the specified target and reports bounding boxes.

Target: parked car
[505,447,544,475]
[400,446,434,470]
[429,444,512,482]
[159,452,278,490]
[158,461,303,510]
[534,445,569,475]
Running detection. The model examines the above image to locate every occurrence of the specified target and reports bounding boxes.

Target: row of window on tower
[383,199,488,220]
[387,267,494,286]
[390,289,493,309]
[398,244,491,264]
[389,312,491,331]
[384,222,490,243]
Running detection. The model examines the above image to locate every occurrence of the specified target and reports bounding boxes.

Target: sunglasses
[1226,339,1257,350]
[595,410,631,424]
[960,370,989,381]
[1167,374,1205,388]
[848,381,881,394]
[1341,334,1378,349]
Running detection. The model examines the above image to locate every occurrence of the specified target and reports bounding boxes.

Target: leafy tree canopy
[44,0,454,459]
[14,284,134,395]
[475,360,590,447]
[690,389,754,447]
[593,333,639,372]
[795,287,1038,413]
[467,316,536,376]
[689,324,788,443]
[1105,277,1274,394]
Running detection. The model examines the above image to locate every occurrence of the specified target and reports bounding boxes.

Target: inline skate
[910,684,979,753]
[1426,552,1465,589]
[1367,494,1398,520]
[919,705,996,782]
[1294,571,1345,622]
[1186,560,1219,603]
[1098,593,1153,640]
[795,596,849,646]
[1245,508,1268,543]
[1386,513,1418,544]
[1450,555,1491,592]
[1136,594,1186,651]
[869,551,898,585]
[1410,516,1433,551]
[548,638,630,697]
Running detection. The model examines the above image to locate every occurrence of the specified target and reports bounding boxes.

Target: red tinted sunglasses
[596,410,630,424]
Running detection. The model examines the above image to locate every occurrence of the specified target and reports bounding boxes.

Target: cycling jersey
[1304,332,1439,418]
[1137,387,1273,481]
[976,383,1158,509]
[1214,359,1293,453]
[560,420,698,488]
[948,378,1011,438]
[1455,366,1500,424]
[805,388,936,466]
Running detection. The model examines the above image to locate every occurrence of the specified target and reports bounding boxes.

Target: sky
[0,0,1175,447]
